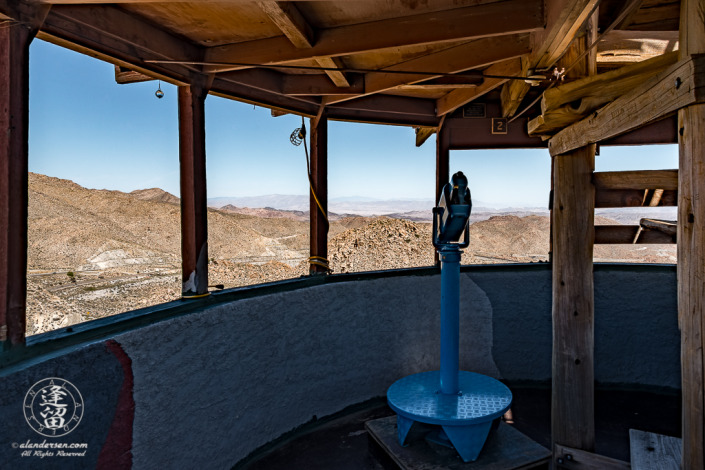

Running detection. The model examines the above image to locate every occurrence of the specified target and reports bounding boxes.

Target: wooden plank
[415,128,435,147]
[593,169,678,190]
[529,52,678,136]
[323,34,530,106]
[0,3,48,348]
[629,429,681,470]
[678,3,705,467]
[554,444,630,469]
[552,145,595,452]
[594,225,675,244]
[178,85,209,297]
[367,416,551,470]
[595,188,676,208]
[315,56,350,88]
[114,65,153,84]
[326,94,439,127]
[501,0,599,117]
[309,110,328,275]
[436,58,521,117]
[205,0,544,72]
[548,55,705,156]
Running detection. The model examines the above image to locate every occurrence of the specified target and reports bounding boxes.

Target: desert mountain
[26,172,675,336]
[130,187,180,205]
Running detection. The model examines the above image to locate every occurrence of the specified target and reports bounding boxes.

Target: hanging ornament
[155,81,164,99]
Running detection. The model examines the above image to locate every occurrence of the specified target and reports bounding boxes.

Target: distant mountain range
[207,194,549,218]
[135,191,677,225]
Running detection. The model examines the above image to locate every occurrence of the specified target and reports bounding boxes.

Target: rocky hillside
[26,173,676,336]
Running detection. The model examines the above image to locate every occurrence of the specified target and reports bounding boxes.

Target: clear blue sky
[28,39,678,207]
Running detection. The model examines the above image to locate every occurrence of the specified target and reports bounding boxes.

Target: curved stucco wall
[0,265,679,469]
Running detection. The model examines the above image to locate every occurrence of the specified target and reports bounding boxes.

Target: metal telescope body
[386,171,512,463]
[433,172,471,395]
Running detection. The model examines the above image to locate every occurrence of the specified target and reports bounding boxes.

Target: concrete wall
[0,265,679,469]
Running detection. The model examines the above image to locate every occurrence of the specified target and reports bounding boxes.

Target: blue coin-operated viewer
[386,171,512,462]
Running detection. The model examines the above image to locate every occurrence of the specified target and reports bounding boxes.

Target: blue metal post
[439,245,461,395]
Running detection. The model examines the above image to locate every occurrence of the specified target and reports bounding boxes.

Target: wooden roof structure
[0,0,682,130]
[1,1,704,469]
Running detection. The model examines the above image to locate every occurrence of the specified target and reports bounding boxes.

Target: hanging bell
[155,82,164,99]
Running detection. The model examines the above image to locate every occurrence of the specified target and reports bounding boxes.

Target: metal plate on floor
[388,371,512,425]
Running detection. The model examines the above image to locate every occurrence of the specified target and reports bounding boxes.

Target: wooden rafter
[204,0,543,73]
[322,34,530,106]
[436,58,521,117]
[501,0,600,117]
[257,1,350,87]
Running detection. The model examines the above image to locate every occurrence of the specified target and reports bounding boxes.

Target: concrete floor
[236,386,681,469]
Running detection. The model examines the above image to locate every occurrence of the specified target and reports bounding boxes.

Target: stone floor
[236,385,681,470]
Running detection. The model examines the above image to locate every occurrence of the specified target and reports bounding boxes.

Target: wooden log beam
[552,144,596,452]
[436,58,521,117]
[0,3,48,348]
[205,0,543,73]
[323,34,530,106]
[501,0,600,117]
[179,83,210,297]
[548,55,705,156]
[678,1,705,468]
[529,51,678,136]
[593,169,678,190]
[594,225,675,244]
[309,109,328,275]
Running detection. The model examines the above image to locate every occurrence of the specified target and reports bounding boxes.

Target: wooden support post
[552,144,596,453]
[551,9,597,456]
[179,84,209,297]
[678,1,705,468]
[434,122,450,266]
[309,110,328,275]
[0,6,48,349]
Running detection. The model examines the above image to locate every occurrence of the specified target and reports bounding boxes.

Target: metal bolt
[566,454,573,461]
[556,457,564,465]
[675,77,682,89]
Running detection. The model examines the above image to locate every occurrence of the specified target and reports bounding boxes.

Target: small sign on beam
[492,118,508,135]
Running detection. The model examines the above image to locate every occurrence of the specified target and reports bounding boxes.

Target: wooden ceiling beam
[204,0,543,73]
[436,58,521,117]
[257,2,350,88]
[257,1,313,48]
[34,3,202,84]
[322,33,530,106]
[548,55,705,156]
[501,0,601,117]
[282,73,363,95]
